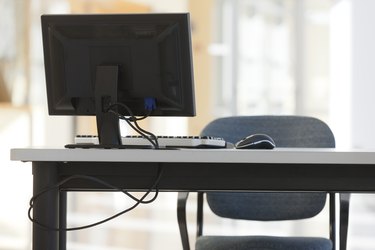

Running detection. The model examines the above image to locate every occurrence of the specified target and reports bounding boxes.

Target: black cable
[106,103,151,122]
[106,102,159,148]
[117,112,159,148]
[28,166,163,231]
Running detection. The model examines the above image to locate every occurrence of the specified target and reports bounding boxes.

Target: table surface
[10,147,375,164]
[11,147,375,193]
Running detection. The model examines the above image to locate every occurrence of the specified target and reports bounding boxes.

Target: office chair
[177,115,350,250]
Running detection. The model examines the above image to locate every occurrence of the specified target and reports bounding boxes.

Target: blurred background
[2,0,375,249]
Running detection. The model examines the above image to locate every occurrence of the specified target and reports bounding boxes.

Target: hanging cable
[28,166,163,231]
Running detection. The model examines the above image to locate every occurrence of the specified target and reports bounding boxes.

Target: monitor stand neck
[94,65,121,145]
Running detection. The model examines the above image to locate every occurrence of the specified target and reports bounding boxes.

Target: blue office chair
[177,115,350,250]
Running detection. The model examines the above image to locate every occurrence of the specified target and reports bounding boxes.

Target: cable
[106,102,151,122]
[118,113,159,148]
[106,102,159,148]
[28,166,163,231]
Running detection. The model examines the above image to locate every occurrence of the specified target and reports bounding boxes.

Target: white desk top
[10,147,375,165]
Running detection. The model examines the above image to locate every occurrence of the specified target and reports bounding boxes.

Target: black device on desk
[41,13,197,148]
[235,134,276,149]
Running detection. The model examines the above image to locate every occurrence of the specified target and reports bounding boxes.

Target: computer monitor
[41,13,195,146]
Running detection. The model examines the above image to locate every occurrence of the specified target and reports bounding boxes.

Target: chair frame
[177,116,351,250]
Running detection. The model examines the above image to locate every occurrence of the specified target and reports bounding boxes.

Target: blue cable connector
[144,97,156,111]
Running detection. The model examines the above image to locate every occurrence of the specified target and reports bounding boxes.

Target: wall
[330,1,375,249]
[350,0,375,149]
[188,0,215,135]
[330,0,375,150]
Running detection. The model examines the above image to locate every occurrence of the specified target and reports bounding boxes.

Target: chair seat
[196,235,332,250]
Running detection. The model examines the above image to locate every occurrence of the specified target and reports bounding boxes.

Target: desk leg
[59,191,67,250]
[32,162,60,250]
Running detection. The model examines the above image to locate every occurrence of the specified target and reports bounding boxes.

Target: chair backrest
[201,115,335,221]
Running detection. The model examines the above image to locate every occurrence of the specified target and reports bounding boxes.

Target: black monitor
[41,13,195,146]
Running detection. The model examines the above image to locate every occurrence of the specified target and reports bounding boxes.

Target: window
[211,0,331,120]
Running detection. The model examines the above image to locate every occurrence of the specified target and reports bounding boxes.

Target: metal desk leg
[32,162,60,250]
[59,191,67,250]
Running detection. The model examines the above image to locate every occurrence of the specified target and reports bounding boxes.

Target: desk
[10,147,375,250]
